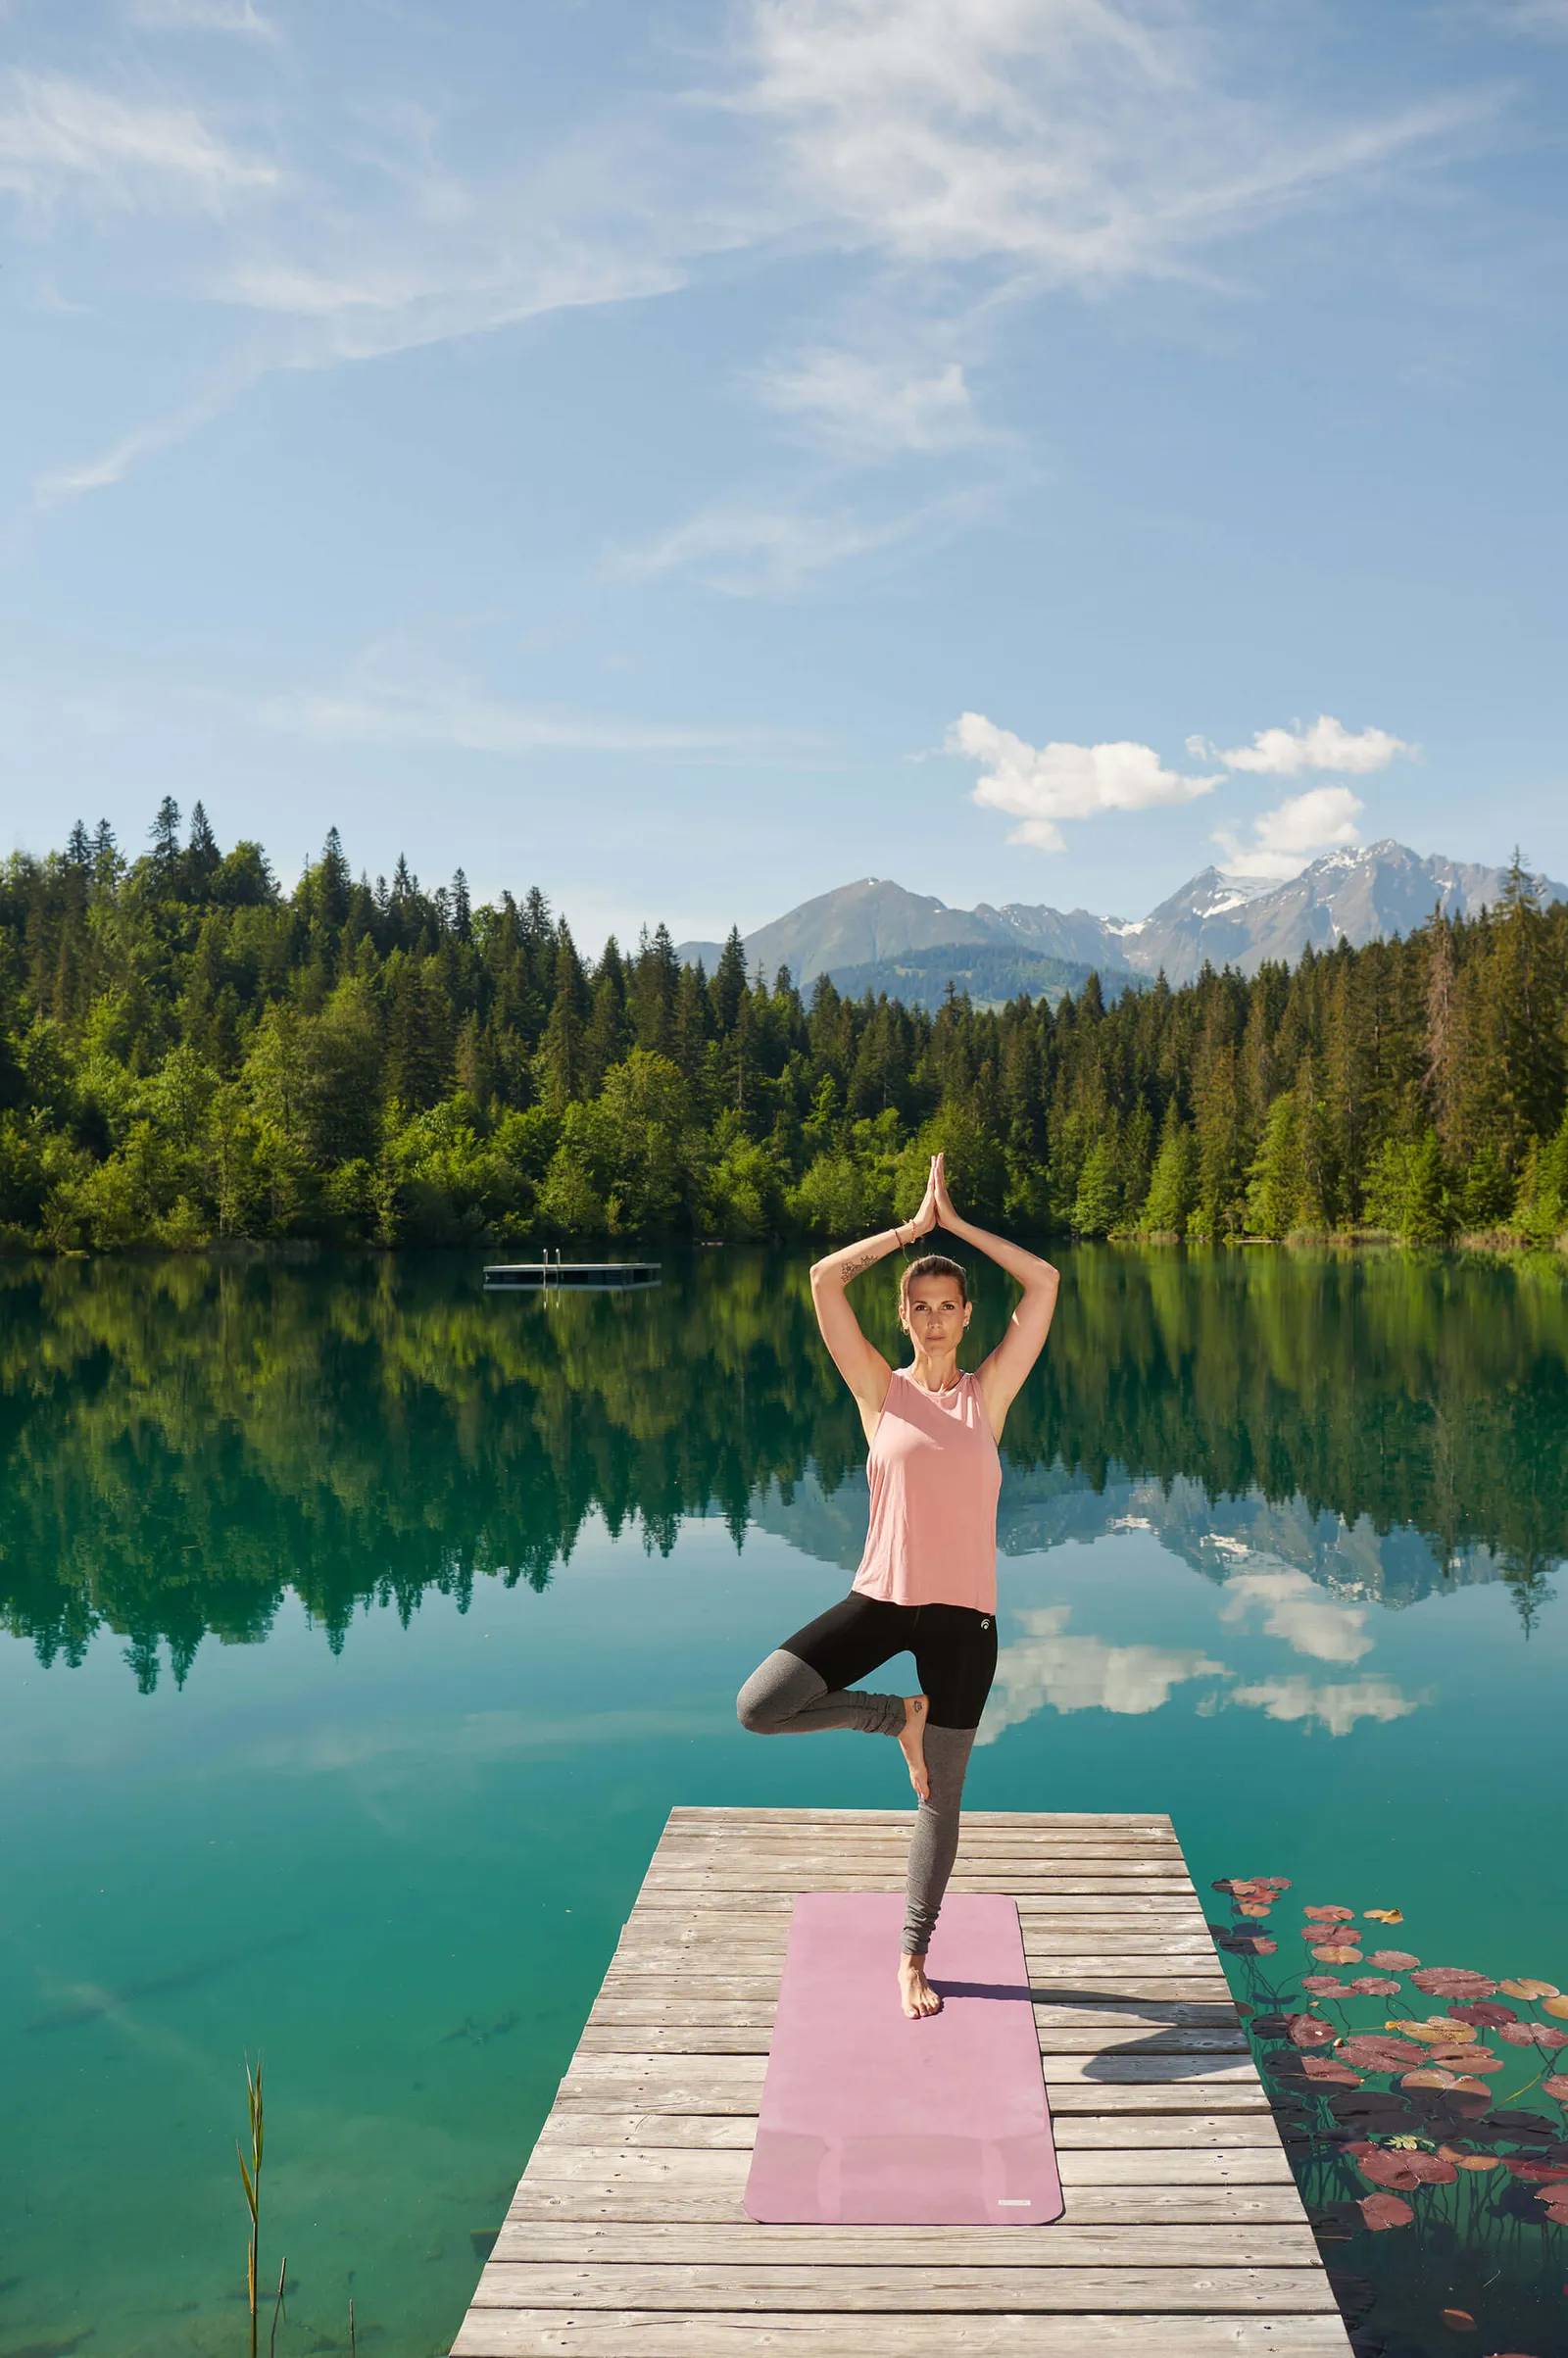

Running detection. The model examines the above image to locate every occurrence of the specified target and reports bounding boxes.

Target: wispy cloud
[1213,783,1365,881]
[951,712,1222,852]
[610,495,949,595]
[755,346,981,457]
[128,0,278,35]
[0,69,276,210]
[263,673,751,759]
[737,0,1491,284]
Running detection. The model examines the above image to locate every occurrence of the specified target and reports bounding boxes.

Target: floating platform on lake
[451,1806,1349,2357]
[483,1262,662,1291]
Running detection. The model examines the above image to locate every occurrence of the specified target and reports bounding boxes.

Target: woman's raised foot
[898,1695,929,1798]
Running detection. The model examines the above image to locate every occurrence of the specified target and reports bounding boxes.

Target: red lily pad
[1312,1943,1364,1964]
[1409,1968,1497,2000]
[1401,2068,1457,2089]
[1506,2159,1568,2183]
[1439,2309,1475,2332]
[1357,2190,1413,2230]
[1287,2013,1338,2048]
[1448,2001,1517,2028]
[1301,1975,1349,1994]
[1369,1949,1420,1970]
[1300,2054,1362,2084]
[1356,2149,1425,2191]
[1543,2074,1568,2100]
[1342,2034,1428,2070]
[1348,1977,1403,1997]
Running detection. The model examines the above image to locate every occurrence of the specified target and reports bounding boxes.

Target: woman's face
[902,1277,970,1351]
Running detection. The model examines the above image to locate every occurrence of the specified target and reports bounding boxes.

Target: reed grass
[237,2053,264,2358]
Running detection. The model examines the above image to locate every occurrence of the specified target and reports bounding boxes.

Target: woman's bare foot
[897,1695,929,1798]
[899,1953,942,2019]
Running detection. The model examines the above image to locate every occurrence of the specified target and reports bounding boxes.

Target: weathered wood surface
[449,1808,1345,2358]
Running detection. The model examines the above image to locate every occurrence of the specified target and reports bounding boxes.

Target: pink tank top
[852,1366,1002,1614]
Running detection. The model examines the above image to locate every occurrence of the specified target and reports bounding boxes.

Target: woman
[738,1152,1059,2019]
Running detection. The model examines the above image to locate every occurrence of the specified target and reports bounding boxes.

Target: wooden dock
[452,1807,1350,2356]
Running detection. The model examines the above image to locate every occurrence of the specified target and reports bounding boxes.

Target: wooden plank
[469,2265,1338,2314]
[506,2185,1314,2228]
[578,2020,1250,2055]
[518,2147,1298,2190]
[666,1808,1177,1826]
[532,2110,1285,2150]
[453,2315,1351,2356]
[492,2223,1324,2268]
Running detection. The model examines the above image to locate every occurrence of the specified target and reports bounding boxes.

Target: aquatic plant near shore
[1213,1875,1568,2354]
[237,2053,264,2358]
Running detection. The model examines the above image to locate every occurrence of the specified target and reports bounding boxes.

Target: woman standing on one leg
[738,1152,1059,2020]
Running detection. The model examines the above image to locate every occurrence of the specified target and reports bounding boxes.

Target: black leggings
[736,1593,998,1954]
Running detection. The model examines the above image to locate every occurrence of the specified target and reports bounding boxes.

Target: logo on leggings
[980,1617,991,1630]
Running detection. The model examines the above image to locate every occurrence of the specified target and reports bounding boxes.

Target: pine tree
[710,927,748,1038]
[1142,1107,1199,1236]
[535,925,590,1106]
[149,797,182,882]
[184,802,220,899]
[1245,1094,1303,1238]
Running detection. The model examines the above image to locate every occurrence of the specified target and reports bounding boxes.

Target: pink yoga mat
[744,1891,1064,2226]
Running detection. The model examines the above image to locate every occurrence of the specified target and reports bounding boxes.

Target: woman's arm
[810,1164,938,1428]
[931,1154,1058,1437]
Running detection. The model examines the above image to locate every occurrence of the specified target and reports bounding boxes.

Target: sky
[2,0,1567,949]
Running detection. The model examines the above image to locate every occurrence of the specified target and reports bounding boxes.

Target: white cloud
[1217,1567,1374,1664]
[951,711,1221,851]
[1208,714,1415,777]
[756,348,980,456]
[979,1604,1230,1741]
[0,70,276,210]
[1212,783,1364,881]
[1227,1674,1426,1738]
[738,0,1489,283]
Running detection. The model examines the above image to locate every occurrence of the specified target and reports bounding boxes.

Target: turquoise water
[3,1246,1568,2358]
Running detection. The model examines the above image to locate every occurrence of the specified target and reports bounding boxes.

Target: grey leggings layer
[737,1649,978,1956]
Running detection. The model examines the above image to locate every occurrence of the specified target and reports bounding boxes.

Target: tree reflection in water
[2,1243,1565,1688]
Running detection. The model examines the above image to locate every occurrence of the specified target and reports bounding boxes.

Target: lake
[3,1244,1568,2358]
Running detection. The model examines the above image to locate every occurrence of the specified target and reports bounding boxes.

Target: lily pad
[1364,1908,1403,1924]
[1301,1975,1349,1995]
[1448,2001,1516,2028]
[1497,1979,1559,2000]
[1438,2309,1475,2332]
[1357,2190,1414,2230]
[1303,1904,1357,1923]
[1409,1968,1497,2000]
[1348,1977,1403,1997]
[1300,2054,1362,2085]
[1311,1943,1364,1963]
[1343,2033,1428,2069]
[1544,2074,1568,2100]
[1286,2013,1339,2048]
[1544,1994,1568,2020]
[1506,2158,1568,2182]
[1400,2068,1456,2088]
[1369,1950,1420,1970]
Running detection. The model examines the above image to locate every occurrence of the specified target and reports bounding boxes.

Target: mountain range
[678,840,1567,1001]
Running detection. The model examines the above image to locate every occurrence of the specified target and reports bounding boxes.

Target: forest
[1,801,1565,1252]
[4,1247,1564,1682]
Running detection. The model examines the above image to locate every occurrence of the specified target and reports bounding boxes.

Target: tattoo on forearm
[839,1251,879,1280]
